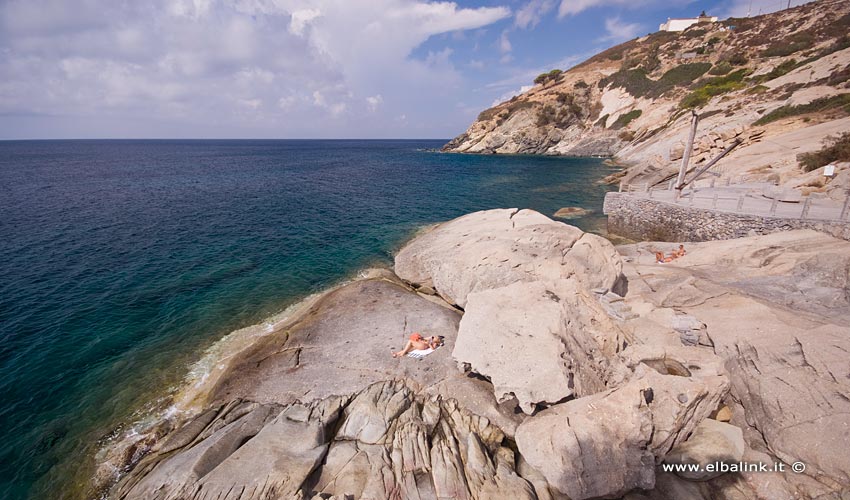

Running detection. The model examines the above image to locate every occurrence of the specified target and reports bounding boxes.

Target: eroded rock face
[665,418,745,481]
[113,381,537,500]
[103,210,750,500]
[619,230,850,496]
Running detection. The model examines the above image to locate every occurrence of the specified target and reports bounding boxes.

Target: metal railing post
[712,193,718,209]
[769,197,778,216]
[801,197,811,219]
[736,193,745,212]
[841,194,850,220]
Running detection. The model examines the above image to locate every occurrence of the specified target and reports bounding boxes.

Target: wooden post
[801,197,811,219]
[841,194,850,220]
[675,110,699,198]
[736,193,745,212]
[769,197,778,216]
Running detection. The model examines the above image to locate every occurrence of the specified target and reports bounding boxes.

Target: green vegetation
[746,84,769,94]
[658,63,712,88]
[726,53,748,66]
[537,94,584,128]
[555,92,583,115]
[680,69,749,108]
[610,109,642,130]
[574,80,589,89]
[534,69,563,85]
[595,113,609,128]
[754,59,798,83]
[797,132,850,172]
[754,93,850,125]
[684,28,707,39]
[761,32,814,57]
[709,61,732,75]
[600,63,712,99]
[820,34,850,57]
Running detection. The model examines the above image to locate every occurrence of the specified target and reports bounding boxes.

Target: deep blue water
[0,139,614,499]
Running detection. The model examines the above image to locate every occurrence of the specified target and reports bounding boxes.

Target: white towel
[407,347,435,359]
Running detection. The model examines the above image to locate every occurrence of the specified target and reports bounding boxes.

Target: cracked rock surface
[102,212,850,500]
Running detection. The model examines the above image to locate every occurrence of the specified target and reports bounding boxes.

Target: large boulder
[664,418,745,481]
[454,279,627,414]
[516,370,728,500]
[394,208,623,308]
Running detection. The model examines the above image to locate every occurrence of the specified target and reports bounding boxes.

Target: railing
[618,179,850,222]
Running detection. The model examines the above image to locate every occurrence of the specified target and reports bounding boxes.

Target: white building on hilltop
[659,11,718,32]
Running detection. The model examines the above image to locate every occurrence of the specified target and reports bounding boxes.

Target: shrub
[680,69,750,108]
[574,80,589,89]
[820,35,850,57]
[727,53,748,66]
[796,132,850,171]
[600,63,711,99]
[619,130,636,142]
[534,69,563,85]
[754,93,850,125]
[657,63,712,89]
[684,28,707,39]
[610,109,642,130]
[754,59,798,83]
[709,61,732,75]
[595,113,609,128]
[761,33,814,57]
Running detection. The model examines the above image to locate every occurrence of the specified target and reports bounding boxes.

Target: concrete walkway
[622,181,850,222]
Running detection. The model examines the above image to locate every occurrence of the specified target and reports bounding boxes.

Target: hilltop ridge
[444,0,850,190]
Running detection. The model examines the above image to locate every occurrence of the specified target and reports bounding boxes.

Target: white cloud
[515,0,556,29]
[557,0,695,18]
[499,30,512,53]
[0,0,511,138]
[598,17,643,43]
[289,8,322,36]
[721,0,814,18]
[366,94,383,112]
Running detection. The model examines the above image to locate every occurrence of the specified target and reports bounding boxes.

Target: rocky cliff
[92,209,850,500]
[444,0,850,190]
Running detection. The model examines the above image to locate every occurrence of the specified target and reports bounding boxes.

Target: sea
[0,139,615,499]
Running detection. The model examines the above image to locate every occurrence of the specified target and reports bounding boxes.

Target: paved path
[622,181,850,222]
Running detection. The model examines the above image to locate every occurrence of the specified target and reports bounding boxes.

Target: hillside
[443,0,850,189]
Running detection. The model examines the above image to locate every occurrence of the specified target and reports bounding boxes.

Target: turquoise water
[0,139,614,498]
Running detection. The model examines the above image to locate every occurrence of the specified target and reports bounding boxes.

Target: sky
[0,0,812,139]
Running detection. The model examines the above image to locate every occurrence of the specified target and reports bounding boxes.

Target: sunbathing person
[393,333,430,358]
[675,244,686,257]
[392,333,444,358]
[655,251,674,264]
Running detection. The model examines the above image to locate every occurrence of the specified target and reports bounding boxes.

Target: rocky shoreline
[94,209,850,500]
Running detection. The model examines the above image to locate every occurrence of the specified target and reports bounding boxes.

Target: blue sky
[0,0,809,139]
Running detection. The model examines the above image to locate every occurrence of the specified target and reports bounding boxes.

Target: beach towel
[407,347,435,359]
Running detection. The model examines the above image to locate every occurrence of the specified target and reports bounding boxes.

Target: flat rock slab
[208,277,462,406]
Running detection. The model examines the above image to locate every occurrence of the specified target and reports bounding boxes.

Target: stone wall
[603,192,850,242]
